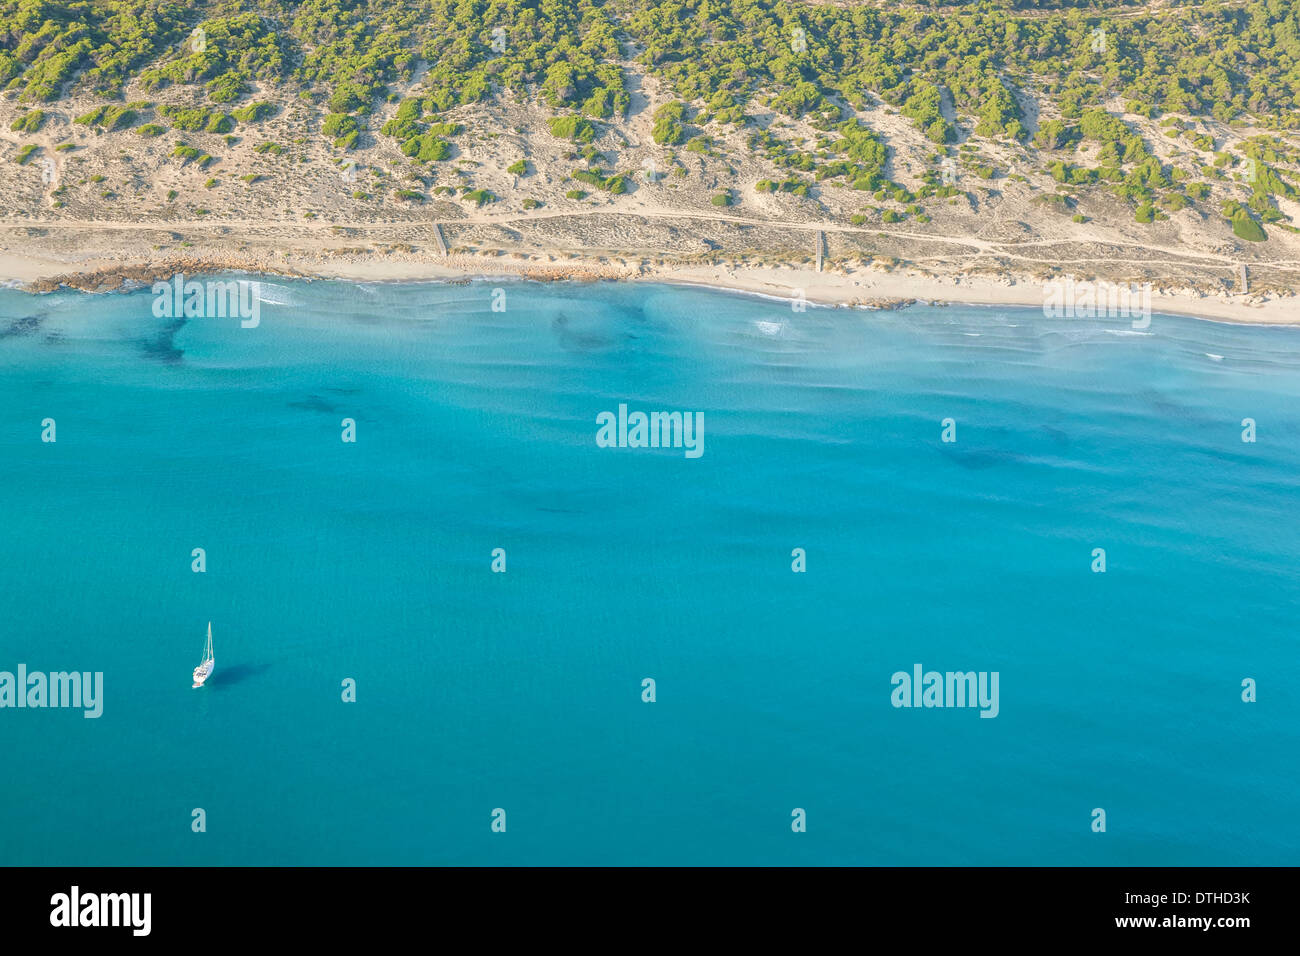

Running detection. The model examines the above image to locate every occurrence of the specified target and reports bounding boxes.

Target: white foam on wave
[252,282,298,307]
[1205,352,1224,361]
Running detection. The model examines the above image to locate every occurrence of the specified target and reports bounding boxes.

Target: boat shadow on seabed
[208,662,271,687]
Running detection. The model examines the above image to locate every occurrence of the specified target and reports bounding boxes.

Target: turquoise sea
[1,278,1297,866]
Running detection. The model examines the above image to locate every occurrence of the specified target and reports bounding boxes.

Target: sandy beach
[2,220,1296,327]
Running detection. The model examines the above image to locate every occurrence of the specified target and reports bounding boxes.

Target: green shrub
[322,113,357,138]
[1231,213,1266,241]
[1079,109,1131,143]
[158,106,218,132]
[547,116,595,143]
[393,98,421,123]
[231,102,274,123]
[329,84,369,114]
[10,110,45,132]
[571,168,626,192]
[75,105,138,130]
[400,133,451,161]
[205,72,246,103]
[652,102,687,145]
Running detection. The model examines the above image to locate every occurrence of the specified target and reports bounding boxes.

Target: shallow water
[0,279,1296,864]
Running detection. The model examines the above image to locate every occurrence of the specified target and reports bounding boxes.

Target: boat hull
[192,660,214,689]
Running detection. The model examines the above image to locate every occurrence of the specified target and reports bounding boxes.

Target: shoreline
[3,248,1298,328]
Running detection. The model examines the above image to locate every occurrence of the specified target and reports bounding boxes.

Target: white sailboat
[192,622,214,688]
